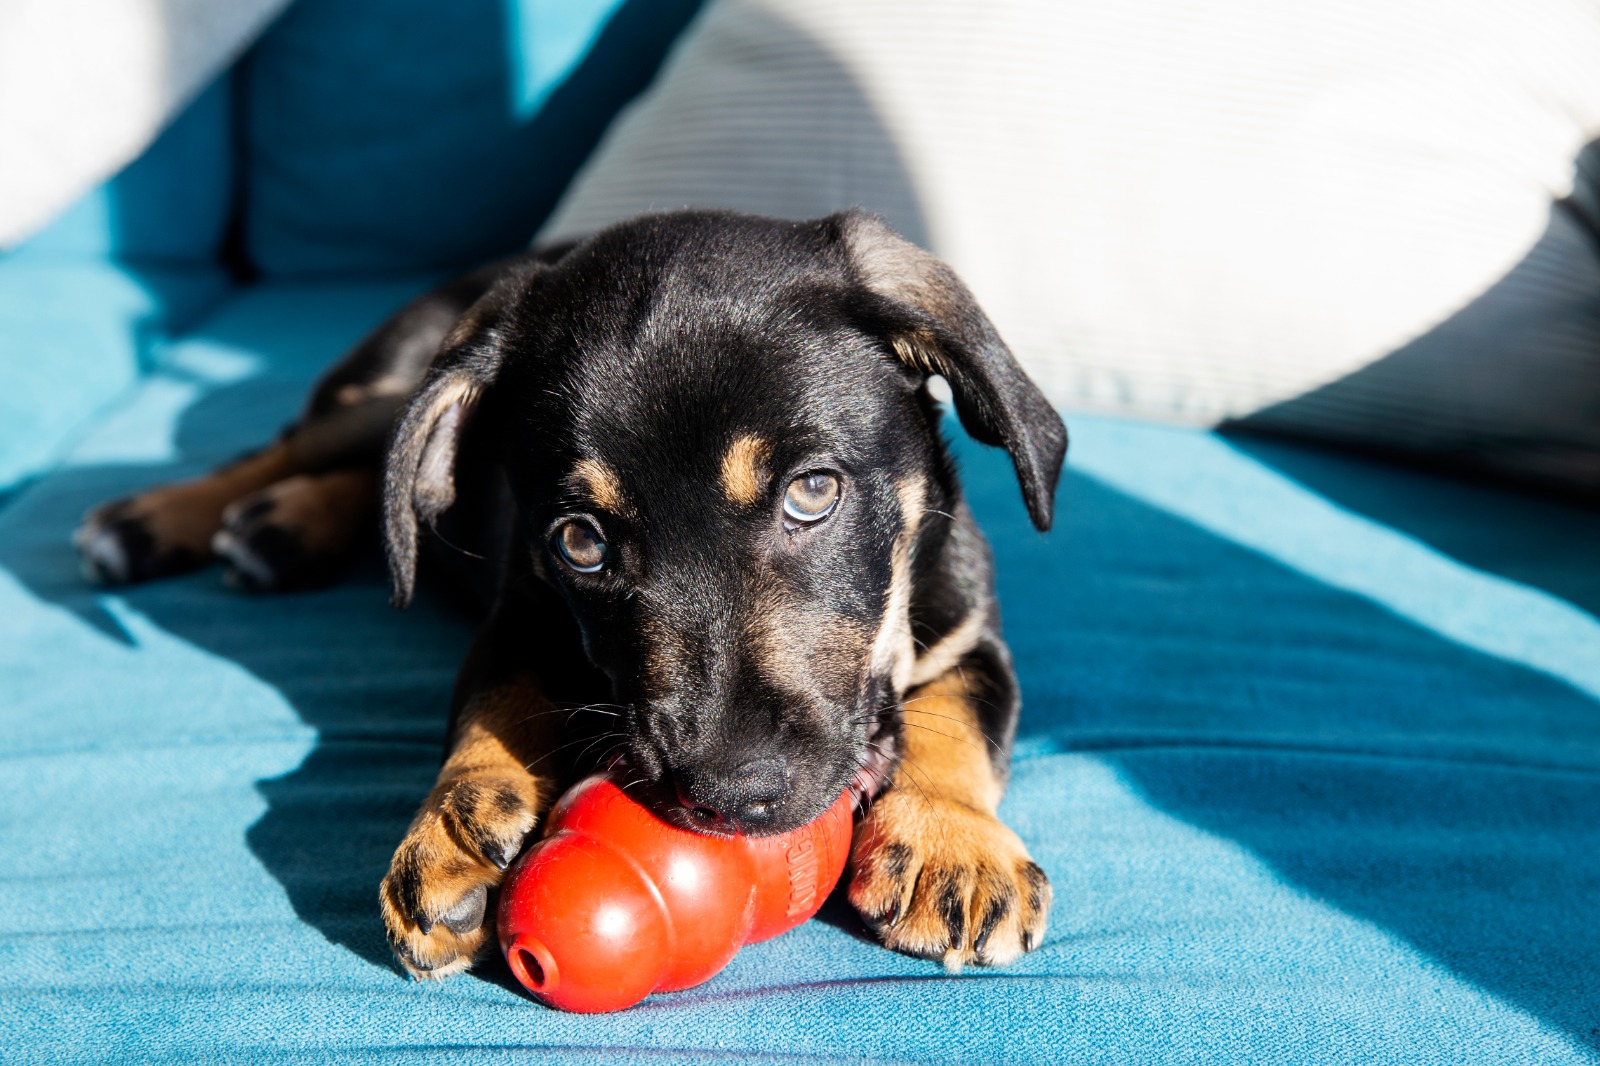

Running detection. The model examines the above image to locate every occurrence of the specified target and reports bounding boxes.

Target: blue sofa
[3,4,1598,1062]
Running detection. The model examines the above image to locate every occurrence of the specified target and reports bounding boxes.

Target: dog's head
[384,210,1064,834]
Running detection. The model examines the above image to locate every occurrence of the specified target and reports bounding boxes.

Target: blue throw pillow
[242,0,703,277]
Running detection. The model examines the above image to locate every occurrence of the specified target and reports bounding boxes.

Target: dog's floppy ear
[383,276,524,607]
[835,210,1067,531]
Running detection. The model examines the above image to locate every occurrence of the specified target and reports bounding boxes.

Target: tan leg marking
[849,671,1050,969]
[380,677,562,979]
[720,433,772,507]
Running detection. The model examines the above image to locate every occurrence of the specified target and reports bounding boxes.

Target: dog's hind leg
[74,262,518,591]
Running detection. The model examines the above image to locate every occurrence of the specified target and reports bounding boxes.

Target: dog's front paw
[379,772,542,980]
[848,790,1050,970]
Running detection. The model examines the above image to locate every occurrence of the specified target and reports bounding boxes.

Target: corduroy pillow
[539,0,1600,490]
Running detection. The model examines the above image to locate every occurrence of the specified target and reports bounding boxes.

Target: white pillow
[539,0,1600,488]
[0,0,291,249]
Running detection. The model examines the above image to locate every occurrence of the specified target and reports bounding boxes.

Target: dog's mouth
[613,698,902,837]
[850,710,899,804]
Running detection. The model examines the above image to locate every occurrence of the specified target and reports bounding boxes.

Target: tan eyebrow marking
[568,458,628,514]
[720,434,772,507]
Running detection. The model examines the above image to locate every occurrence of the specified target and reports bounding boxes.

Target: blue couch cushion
[0,283,1596,1062]
[242,0,704,276]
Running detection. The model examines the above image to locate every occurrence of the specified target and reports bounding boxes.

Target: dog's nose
[673,755,790,832]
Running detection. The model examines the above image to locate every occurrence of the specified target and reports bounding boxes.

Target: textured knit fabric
[2,280,1597,1064]
[540,0,1600,489]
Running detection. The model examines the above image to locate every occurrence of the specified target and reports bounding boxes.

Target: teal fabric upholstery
[0,0,704,493]
[0,278,1597,1062]
[243,0,704,275]
[0,259,227,497]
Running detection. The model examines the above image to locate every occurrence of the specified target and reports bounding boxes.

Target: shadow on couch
[1228,142,1600,506]
[964,448,1600,1050]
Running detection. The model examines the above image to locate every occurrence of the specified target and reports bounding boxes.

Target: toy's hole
[517,949,545,986]
[508,937,558,993]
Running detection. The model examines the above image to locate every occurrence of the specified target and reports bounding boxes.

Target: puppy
[75,209,1067,978]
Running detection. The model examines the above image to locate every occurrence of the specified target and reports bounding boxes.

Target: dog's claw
[76,525,130,585]
[74,510,180,586]
[482,839,518,870]
[212,528,280,591]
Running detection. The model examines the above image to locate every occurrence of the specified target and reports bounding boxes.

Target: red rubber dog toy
[497,772,854,1012]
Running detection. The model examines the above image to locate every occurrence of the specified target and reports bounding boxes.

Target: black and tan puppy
[75,209,1066,978]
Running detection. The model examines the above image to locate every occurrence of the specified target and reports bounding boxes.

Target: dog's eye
[782,472,840,525]
[553,519,607,572]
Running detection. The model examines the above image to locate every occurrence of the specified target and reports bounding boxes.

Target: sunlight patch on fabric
[1069,418,1600,703]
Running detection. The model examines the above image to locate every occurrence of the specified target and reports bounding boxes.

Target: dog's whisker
[858,734,948,811]
[419,518,487,561]
[509,703,623,726]
[522,729,627,773]
[550,701,630,711]
[899,708,1004,749]
[884,753,942,812]
[568,730,628,772]
[889,706,1006,758]
[893,721,1002,761]
[897,688,1007,717]
[903,757,955,811]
